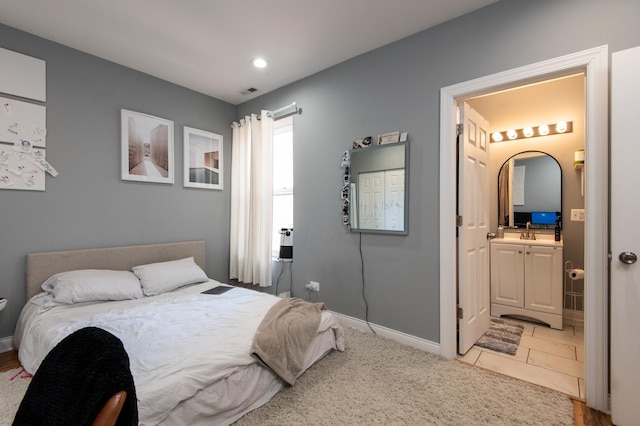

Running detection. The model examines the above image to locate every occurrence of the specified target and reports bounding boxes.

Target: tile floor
[459,317,584,399]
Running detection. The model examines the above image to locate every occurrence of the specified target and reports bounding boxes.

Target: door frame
[439,46,609,412]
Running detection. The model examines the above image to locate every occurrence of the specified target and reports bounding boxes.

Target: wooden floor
[0,350,20,372]
[573,399,613,426]
[0,350,611,425]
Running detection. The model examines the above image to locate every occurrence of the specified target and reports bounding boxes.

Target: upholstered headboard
[25,240,206,300]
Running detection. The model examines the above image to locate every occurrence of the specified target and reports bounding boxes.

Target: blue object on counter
[531,211,557,225]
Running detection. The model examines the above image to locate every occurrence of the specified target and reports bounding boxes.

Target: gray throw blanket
[251,298,325,385]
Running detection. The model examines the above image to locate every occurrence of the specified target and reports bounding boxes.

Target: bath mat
[475,318,524,355]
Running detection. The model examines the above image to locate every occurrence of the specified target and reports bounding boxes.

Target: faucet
[520,221,536,240]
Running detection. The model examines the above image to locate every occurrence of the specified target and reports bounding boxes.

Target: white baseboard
[0,336,14,353]
[329,311,440,355]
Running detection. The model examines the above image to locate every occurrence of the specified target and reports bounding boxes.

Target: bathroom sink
[499,232,562,246]
[531,233,557,241]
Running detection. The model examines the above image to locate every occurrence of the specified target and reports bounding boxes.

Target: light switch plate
[570,209,585,221]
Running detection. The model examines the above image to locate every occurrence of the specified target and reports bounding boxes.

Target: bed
[13,240,345,425]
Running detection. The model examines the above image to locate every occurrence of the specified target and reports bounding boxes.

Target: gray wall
[0,24,236,337]
[238,0,640,342]
[2,0,640,344]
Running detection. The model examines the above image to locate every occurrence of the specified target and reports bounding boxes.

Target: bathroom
[461,73,586,395]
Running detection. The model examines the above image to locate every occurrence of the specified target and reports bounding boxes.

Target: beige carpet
[234,327,574,425]
[0,327,574,425]
[0,368,31,426]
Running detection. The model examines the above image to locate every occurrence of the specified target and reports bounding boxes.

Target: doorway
[456,74,586,398]
[439,46,609,412]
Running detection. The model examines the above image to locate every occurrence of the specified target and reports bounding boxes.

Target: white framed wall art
[183,126,223,190]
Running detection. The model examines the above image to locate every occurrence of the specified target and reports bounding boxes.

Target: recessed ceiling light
[251,57,268,68]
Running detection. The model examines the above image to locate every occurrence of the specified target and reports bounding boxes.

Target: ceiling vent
[239,87,259,95]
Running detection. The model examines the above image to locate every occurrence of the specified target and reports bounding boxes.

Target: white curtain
[229,111,274,287]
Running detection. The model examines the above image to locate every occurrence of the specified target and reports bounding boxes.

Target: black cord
[275,261,285,296]
[275,260,293,298]
[359,232,376,334]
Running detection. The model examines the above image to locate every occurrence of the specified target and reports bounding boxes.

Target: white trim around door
[439,45,609,412]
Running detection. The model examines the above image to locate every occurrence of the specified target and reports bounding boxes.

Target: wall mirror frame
[498,150,562,229]
[349,141,409,235]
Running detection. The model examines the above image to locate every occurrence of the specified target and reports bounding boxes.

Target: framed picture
[377,131,400,145]
[183,126,223,190]
[352,136,372,149]
[121,109,174,184]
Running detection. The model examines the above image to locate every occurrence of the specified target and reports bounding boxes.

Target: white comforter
[14,280,338,425]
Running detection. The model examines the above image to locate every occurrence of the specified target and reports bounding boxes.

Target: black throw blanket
[13,327,138,426]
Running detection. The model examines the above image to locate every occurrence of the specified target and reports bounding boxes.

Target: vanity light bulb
[556,121,567,133]
[523,127,534,138]
[507,129,518,140]
[538,124,549,136]
[492,132,503,142]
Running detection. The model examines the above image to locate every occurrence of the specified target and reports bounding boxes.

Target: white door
[458,102,491,354]
[359,171,384,229]
[611,46,640,426]
[384,169,405,230]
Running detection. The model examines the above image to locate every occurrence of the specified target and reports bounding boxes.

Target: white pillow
[132,257,208,296]
[41,269,143,304]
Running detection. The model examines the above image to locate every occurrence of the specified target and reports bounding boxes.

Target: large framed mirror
[498,150,562,229]
[349,141,408,234]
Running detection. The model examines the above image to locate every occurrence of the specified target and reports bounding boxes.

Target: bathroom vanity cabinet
[490,238,563,329]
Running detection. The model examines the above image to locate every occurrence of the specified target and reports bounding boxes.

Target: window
[272,116,293,257]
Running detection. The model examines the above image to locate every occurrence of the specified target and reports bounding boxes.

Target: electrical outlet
[278,291,291,298]
[305,281,320,291]
[570,209,585,221]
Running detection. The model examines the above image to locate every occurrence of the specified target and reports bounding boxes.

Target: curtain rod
[231,102,302,127]
[267,102,302,120]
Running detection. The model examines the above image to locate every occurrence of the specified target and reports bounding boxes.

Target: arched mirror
[498,151,562,229]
